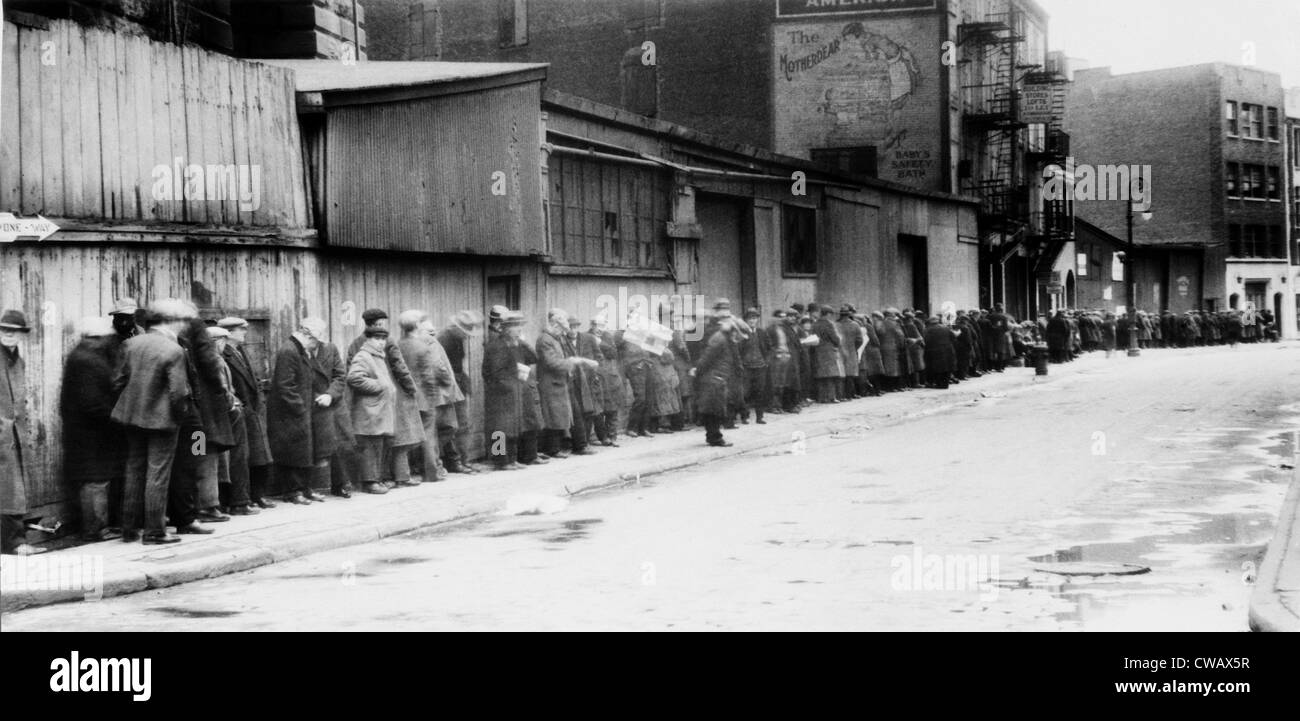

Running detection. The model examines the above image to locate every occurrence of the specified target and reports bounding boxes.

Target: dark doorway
[899,234,929,314]
[487,275,521,311]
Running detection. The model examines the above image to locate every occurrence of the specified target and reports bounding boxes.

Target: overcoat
[482,334,523,438]
[536,330,577,431]
[875,318,904,378]
[693,330,738,417]
[267,336,317,468]
[1,346,31,514]
[60,338,126,482]
[922,321,957,374]
[858,320,885,377]
[812,317,844,379]
[223,343,271,467]
[347,344,397,437]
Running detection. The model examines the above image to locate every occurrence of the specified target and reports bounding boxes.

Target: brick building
[376,0,1073,317]
[1064,63,1294,337]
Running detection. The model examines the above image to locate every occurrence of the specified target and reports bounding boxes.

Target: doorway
[898,234,929,314]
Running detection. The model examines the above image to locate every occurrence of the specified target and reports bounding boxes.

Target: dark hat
[567,316,583,327]
[790,303,805,313]
[744,307,761,319]
[0,310,31,332]
[361,308,388,326]
[839,304,853,316]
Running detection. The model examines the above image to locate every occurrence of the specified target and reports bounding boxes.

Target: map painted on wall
[773,16,942,190]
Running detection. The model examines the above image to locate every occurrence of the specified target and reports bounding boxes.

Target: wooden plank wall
[0,18,310,228]
[0,244,326,516]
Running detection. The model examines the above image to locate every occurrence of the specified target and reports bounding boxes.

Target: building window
[1111,253,1124,282]
[1266,166,1280,200]
[548,154,668,269]
[810,147,879,178]
[782,205,818,276]
[1226,101,1238,135]
[1229,225,1242,258]
[1241,164,1266,199]
[1269,225,1285,258]
[1249,104,1265,138]
[499,0,528,48]
[1226,162,1239,197]
[1076,251,1088,277]
[1266,107,1279,141]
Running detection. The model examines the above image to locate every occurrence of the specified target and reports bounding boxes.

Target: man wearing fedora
[438,310,484,474]
[1,309,43,554]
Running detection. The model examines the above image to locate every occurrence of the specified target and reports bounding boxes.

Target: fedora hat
[454,309,484,334]
[0,310,31,332]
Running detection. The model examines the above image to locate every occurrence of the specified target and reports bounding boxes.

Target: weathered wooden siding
[0,18,310,228]
[324,81,544,256]
[547,275,677,328]
[0,243,325,517]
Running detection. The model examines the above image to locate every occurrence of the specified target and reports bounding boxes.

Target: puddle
[151,606,241,618]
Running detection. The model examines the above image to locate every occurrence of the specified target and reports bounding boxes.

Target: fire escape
[958,1,1073,312]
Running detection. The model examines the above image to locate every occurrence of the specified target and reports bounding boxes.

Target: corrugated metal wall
[0,244,325,516]
[324,82,544,256]
[0,19,310,228]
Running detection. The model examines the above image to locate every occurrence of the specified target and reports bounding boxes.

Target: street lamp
[1125,183,1151,358]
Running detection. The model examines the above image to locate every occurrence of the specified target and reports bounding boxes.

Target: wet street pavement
[4,343,1297,631]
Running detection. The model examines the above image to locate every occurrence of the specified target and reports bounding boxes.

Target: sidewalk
[1,354,1108,613]
[1249,466,1300,632]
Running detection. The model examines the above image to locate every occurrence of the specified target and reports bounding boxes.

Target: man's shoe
[601,440,620,447]
[756,419,767,425]
[82,529,122,543]
[254,497,277,509]
[13,543,48,555]
[228,504,260,516]
[196,509,231,523]
[331,487,353,499]
[521,456,549,465]
[571,447,596,456]
[142,533,181,545]
[285,494,311,505]
[363,482,389,495]
[303,490,327,502]
[708,441,734,448]
[175,521,214,535]
[434,467,449,481]
[394,480,420,488]
[122,529,142,543]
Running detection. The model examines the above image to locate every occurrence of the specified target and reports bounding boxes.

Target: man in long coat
[398,310,445,485]
[436,310,483,473]
[836,305,864,400]
[2,310,39,554]
[857,314,884,395]
[563,316,599,454]
[1046,311,1072,363]
[811,305,844,403]
[268,318,329,504]
[875,311,905,392]
[218,317,272,512]
[766,309,801,413]
[482,311,527,470]
[617,309,658,438]
[694,318,743,447]
[922,317,957,389]
[62,317,126,541]
[536,309,582,457]
[738,308,770,424]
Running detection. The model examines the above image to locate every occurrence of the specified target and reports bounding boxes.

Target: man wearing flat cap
[218,317,268,513]
[1,309,41,553]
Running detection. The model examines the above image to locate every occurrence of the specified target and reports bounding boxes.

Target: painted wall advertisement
[773,16,942,191]
[776,0,938,17]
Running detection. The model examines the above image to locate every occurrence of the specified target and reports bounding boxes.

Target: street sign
[0,213,59,243]
[1022,84,1056,123]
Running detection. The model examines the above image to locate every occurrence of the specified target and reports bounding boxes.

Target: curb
[1,363,1088,613]
[1249,466,1300,632]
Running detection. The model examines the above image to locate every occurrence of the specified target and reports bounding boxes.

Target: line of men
[0,299,486,551]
